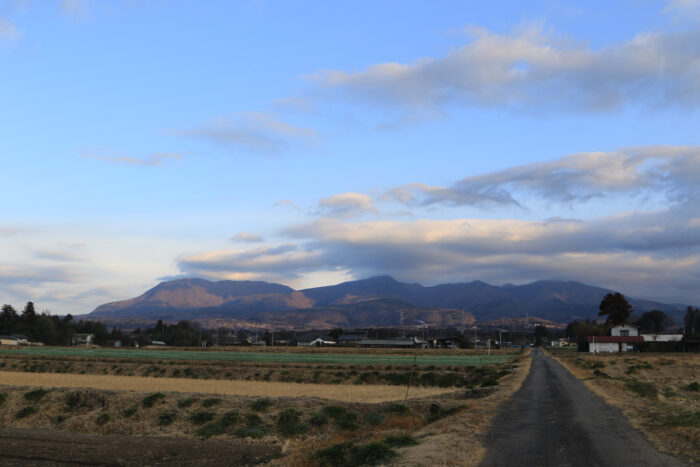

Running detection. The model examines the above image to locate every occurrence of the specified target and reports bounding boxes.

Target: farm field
[0,371,452,402]
[0,347,519,389]
[0,349,531,466]
[0,345,514,366]
[550,351,699,464]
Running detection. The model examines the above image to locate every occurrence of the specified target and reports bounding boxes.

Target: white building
[640,334,683,343]
[588,324,643,353]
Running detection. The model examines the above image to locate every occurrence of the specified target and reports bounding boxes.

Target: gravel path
[480,348,683,467]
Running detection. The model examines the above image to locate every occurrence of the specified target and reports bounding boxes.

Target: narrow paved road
[480,349,682,467]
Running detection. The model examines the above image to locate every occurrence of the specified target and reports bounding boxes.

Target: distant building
[72,333,95,346]
[357,337,428,349]
[298,337,336,347]
[12,334,30,345]
[588,324,643,353]
[640,333,683,343]
[337,331,368,346]
[0,335,19,346]
[434,336,460,349]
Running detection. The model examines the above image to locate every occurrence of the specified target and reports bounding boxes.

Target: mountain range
[86,276,691,329]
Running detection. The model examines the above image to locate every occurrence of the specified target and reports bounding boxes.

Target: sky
[1,0,700,315]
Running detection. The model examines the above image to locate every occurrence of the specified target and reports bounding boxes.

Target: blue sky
[2,0,699,314]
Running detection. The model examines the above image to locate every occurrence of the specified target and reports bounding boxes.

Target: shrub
[24,388,49,403]
[322,405,358,430]
[480,379,499,387]
[15,406,38,419]
[65,391,106,410]
[233,414,269,438]
[625,379,657,399]
[277,408,307,437]
[158,411,176,426]
[351,441,397,466]
[309,412,328,427]
[201,398,221,408]
[383,434,418,448]
[142,392,165,408]
[0,393,6,406]
[316,441,355,466]
[96,413,111,426]
[177,397,197,408]
[251,397,273,412]
[190,411,215,425]
[685,382,700,392]
[52,414,67,425]
[363,412,385,426]
[383,403,409,415]
[196,422,225,439]
[663,410,700,427]
[122,405,138,418]
[220,410,240,427]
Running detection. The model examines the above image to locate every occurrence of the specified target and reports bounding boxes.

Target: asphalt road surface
[480,349,683,467]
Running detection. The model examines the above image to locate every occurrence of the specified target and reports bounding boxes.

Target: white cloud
[232,232,263,243]
[318,192,377,217]
[384,146,700,208]
[59,0,88,19]
[0,17,22,41]
[87,152,183,167]
[182,112,317,155]
[309,23,700,113]
[178,244,325,280]
[273,199,296,208]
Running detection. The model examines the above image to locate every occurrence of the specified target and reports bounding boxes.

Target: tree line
[0,302,110,345]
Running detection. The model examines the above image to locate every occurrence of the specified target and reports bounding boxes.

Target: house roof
[587,336,644,343]
[612,323,639,328]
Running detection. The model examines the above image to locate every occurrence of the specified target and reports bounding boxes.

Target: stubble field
[0,346,528,466]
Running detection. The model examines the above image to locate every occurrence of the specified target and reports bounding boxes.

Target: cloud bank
[175,145,700,304]
[384,146,700,208]
[310,23,700,113]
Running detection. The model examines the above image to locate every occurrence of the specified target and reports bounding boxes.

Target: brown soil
[0,426,279,466]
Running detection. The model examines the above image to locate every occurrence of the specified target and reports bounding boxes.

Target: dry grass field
[0,349,532,466]
[0,371,452,402]
[551,350,699,464]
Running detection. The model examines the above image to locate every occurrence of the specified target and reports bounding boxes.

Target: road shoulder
[394,351,533,466]
[550,351,699,464]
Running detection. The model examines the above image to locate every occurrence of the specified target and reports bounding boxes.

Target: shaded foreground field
[0,352,532,466]
[0,371,451,402]
[0,346,513,366]
[551,350,699,464]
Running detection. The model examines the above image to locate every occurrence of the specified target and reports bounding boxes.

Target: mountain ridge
[87,275,692,328]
